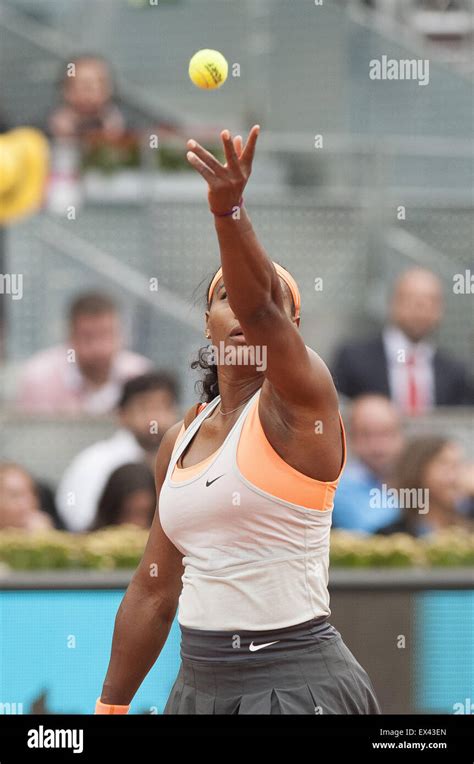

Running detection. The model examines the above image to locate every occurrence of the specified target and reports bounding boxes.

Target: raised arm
[186,127,337,410]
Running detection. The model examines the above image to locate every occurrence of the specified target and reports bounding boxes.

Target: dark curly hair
[190,263,297,403]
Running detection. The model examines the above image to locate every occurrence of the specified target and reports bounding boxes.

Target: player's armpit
[239,303,338,410]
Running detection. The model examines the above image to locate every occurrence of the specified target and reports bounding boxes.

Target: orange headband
[207,262,301,320]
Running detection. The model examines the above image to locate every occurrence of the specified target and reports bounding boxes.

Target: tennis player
[95,126,381,715]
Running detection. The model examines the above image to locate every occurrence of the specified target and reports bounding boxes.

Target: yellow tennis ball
[189,49,228,90]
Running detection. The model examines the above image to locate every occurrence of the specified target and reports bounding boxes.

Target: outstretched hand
[186,125,260,215]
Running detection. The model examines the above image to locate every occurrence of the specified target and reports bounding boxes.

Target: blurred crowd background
[0,0,473,539]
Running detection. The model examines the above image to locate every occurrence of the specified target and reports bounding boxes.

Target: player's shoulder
[154,402,209,482]
[183,400,208,428]
[305,344,333,380]
[159,402,207,454]
[160,419,184,452]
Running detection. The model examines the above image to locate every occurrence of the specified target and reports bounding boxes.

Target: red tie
[406,352,421,414]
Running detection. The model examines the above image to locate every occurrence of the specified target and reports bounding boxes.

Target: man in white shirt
[56,372,179,531]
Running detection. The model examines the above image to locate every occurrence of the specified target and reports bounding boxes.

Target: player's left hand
[186,125,260,215]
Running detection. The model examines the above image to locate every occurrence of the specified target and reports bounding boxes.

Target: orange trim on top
[237,396,347,511]
[170,397,347,507]
[171,449,219,482]
[171,401,218,482]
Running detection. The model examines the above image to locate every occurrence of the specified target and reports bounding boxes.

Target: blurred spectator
[0,463,53,531]
[17,292,151,415]
[35,480,65,530]
[333,395,404,532]
[457,460,474,519]
[0,109,9,360]
[378,436,473,536]
[56,372,179,531]
[48,55,126,141]
[91,463,156,531]
[332,268,473,412]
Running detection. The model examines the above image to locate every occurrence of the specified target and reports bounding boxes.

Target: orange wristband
[95,697,130,714]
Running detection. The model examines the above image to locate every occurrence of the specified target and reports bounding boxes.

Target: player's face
[205,277,295,347]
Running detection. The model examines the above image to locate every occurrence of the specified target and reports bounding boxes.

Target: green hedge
[0,527,473,570]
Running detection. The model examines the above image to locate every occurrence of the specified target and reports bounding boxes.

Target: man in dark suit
[332,268,473,411]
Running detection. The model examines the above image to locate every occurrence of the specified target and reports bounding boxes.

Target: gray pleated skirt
[163,628,381,715]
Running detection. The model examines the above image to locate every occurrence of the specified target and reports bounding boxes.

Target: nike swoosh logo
[248,640,280,652]
[205,474,225,487]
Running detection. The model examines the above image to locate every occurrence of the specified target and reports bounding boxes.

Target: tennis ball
[189,49,228,90]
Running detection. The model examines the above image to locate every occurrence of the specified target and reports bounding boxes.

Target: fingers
[187,126,260,183]
[233,134,243,157]
[240,125,260,170]
[186,151,217,184]
[186,139,226,177]
[221,129,240,169]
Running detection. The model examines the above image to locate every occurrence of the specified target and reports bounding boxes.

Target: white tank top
[159,389,334,631]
